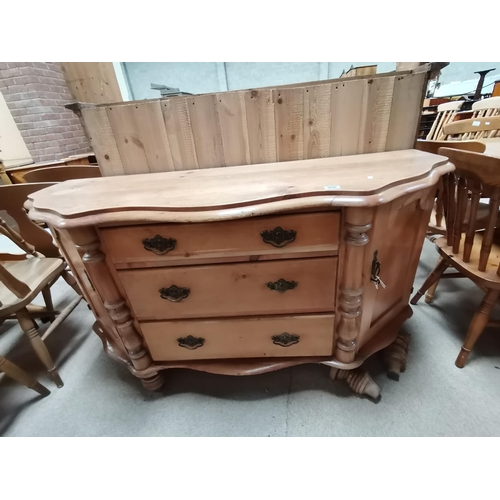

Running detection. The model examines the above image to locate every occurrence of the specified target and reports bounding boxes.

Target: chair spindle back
[439,147,500,273]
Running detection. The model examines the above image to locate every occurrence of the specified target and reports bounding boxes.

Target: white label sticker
[472,121,481,127]
[367,175,374,179]
[324,185,340,190]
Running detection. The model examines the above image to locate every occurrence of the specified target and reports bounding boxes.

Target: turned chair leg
[411,257,450,305]
[15,307,63,388]
[455,288,500,368]
[435,190,444,228]
[0,355,50,397]
[61,268,82,296]
[425,256,444,303]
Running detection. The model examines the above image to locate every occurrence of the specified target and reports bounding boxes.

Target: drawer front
[119,257,337,320]
[100,212,340,267]
[141,314,335,361]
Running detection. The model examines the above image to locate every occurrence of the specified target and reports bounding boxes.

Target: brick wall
[0,62,91,163]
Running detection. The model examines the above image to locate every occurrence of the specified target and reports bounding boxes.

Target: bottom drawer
[141,314,335,361]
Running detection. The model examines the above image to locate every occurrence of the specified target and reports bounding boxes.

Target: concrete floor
[1,238,500,436]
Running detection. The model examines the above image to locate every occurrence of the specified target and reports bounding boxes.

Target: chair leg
[425,256,443,304]
[455,288,500,368]
[435,188,444,228]
[15,307,63,388]
[410,257,450,305]
[41,285,56,323]
[61,269,82,296]
[0,355,50,396]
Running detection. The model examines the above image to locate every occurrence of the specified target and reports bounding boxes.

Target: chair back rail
[439,147,500,274]
[443,115,500,139]
[23,165,101,183]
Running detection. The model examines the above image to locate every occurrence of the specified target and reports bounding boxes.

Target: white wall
[121,62,500,100]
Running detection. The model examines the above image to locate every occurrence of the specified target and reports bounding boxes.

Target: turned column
[335,208,372,364]
[68,226,163,391]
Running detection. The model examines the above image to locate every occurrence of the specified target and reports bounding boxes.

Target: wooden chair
[0,355,50,397]
[426,100,464,141]
[0,184,81,310]
[411,147,500,368]
[443,115,500,141]
[465,96,500,139]
[1,216,83,387]
[23,165,101,183]
[416,140,486,235]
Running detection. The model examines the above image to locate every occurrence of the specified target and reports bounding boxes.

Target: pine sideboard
[27,149,453,400]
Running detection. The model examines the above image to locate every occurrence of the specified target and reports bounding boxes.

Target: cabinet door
[358,188,434,346]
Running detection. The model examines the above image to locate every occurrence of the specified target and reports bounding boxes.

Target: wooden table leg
[330,367,381,401]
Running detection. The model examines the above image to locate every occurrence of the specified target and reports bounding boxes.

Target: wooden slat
[161,97,199,170]
[132,101,175,172]
[274,88,304,162]
[359,76,395,153]
[330,79,365,156]
[217,92,251,167]
[245,89,276,164]
[81,107,125,176]
[303,85,331,159]
[106,104,150,175]
[61,62,122,103]
[386,72,427,151]
[443,115,500,137]
[188,94,225,169]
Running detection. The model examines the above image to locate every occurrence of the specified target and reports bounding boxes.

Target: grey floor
[1,238,500,437]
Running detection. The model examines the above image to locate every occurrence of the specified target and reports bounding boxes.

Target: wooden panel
[106,104,150,174]
[131,101,175,172]
[386,72,427,151]
[330,80,365,156]
[100,212,340,267]
[274,88,304,162]
[303,85,331,159]
[142,314,335,361]
[81,106,124,176]
[73,71,429,177]
[217,92,251,167]
[161,98,198,170]
[245,89,277,164]
[188,94,225,169]
[359,76,395,153]
[118,257,337,320]
[61,62,122,103]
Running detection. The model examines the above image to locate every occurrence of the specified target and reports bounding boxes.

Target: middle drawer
[118,257,337,321]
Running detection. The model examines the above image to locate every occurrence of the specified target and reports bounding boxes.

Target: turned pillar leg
[0,355,51,396]
[69,226,164,391]
[330,367,381,401]
[456,288,499,368]
[335,208,373,363]
[383,333,411,381]
[15,307,63,388]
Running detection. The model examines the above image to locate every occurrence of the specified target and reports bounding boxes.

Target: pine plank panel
[132,101,175,172]
[274,87,304,162]
[161,97,199,170]
[217,92,251,167]
[303,84,332,159]
[330,80,366,156]
[188,94,225,169]
[106,104,150,174]
[386,72,427,151]
[359,76,395,153]
[81,106,125,176]
[245,89,277,164]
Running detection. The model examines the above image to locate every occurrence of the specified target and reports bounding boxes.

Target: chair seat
[436,233,500,288]
[0,257,65,314]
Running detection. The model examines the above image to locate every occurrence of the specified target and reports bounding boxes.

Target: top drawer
[100,212,340,268]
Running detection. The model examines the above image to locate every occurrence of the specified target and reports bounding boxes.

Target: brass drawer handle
[177,335,205,350]
[267,278,298,293]
[143,235,176,255]
[159,285,190,302]
[260,226,296,247]
[272,332,300,347]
